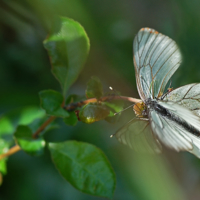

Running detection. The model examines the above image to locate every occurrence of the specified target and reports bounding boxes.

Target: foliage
[49,141,115,199]
[43,17,90,97]
[0,17,121,199]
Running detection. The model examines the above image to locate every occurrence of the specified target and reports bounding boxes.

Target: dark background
[1,0,200,199]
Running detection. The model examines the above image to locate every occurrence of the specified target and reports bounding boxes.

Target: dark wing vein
[152,44,177,79]
[143,33,159,67]
[151,39,174,70]
[182,84,197,99]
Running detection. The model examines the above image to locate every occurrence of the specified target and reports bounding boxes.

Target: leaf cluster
[0,17,125,198]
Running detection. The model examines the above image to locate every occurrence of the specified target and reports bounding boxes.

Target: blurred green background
[1,0,200,199]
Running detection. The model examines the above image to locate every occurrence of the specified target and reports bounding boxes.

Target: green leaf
[0,106,46,136]
[0,139,9,174]
[18,107,45,125]
[29,116,59,134]
[104,100,124,114]
[39,90,69,118]
[63,111,78,126]
[104,100,124,123]
[49,141,116,199]
[43,17,90,96]
[86,76,103,99]
[79,103,110,124]
[0,117,14,136]
[14,125,45,156]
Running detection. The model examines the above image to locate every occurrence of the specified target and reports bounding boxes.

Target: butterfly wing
[133,28,182,101]
[149,101,200,158]
[114,119,162,154]
[164,83,200,117]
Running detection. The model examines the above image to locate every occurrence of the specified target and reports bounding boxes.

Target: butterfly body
[146,99,170,118]
[146,99,200,136]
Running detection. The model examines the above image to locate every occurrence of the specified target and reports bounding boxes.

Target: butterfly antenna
[109,86,113,91]
[109,86,137,115]
[114,104,135,116]
[109,86,121,97]
[109,86,144,116]
[108,85,127,102]
[110,116,141,138]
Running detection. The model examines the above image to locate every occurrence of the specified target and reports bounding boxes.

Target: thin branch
[0,145,21,160]
[32,116,56,139]
[64,96,141,111]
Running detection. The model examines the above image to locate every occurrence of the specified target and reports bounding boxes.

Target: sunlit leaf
[14,125,45,156]
[0,117,14,136]
[43,17,90,96]
[49,141,116,199]
[39,90,69,118]
[0,139,9,174]
[18,107,45,125]
[79,103,110,124]
[0,106,46,136]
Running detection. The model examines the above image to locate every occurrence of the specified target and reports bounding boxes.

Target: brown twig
[65,96,141,111]
[0,145,21,160]
[32,116,56,139]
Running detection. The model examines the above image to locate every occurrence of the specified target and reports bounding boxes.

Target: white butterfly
[114,27,200,158]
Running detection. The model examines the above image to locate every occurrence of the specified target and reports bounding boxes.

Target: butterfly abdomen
[148,100,200,137]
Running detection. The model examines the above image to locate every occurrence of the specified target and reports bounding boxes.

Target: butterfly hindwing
[165,83,200,117]
[149,101,200,158]
[114,119,162,154]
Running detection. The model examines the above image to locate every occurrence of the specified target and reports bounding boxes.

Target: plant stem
[65,96,141,111]
[0,145,21,160]
[32,116,56,138]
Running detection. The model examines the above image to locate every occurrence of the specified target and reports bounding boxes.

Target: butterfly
[114,27,200,158]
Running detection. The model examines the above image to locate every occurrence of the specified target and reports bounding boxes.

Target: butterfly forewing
[114,119,162,154]
[133,28,182,101]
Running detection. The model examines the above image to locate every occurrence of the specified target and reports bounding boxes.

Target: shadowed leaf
[49,141,116,199]
[39,90,69,118]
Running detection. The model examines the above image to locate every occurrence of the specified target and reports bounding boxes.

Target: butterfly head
[133,101,147,117]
